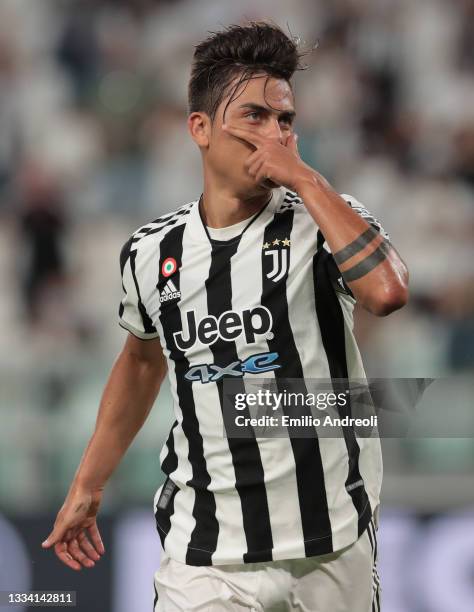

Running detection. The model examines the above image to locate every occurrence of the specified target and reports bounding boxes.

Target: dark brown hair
[188,22,307,121]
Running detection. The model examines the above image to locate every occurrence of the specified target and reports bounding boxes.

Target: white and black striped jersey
[118,186,388,566]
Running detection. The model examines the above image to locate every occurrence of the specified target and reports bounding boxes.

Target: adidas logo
[160,279,181,303]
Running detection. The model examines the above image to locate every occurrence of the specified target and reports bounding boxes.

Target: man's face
[206,73,296,196]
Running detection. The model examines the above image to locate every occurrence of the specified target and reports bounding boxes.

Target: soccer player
[42,22,408,611]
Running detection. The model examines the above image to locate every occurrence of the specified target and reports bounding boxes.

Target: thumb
[42,523,66,549]
[286,132,299,154]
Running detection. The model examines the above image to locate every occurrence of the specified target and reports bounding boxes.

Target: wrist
[72,476,105,493]
[293,168,332,198]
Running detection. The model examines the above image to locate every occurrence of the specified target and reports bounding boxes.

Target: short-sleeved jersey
[119,186,387,566]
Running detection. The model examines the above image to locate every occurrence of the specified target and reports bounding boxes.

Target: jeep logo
[173,306,272,351]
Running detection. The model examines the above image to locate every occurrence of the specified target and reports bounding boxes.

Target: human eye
[279,115,293,128]
[245,110,262,121]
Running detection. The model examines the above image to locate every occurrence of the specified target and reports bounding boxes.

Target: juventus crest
[263,237,291,282]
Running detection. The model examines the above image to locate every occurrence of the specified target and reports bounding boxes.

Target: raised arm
[41,333,167,570]
[295,177,408,316]
[222,123,409,316]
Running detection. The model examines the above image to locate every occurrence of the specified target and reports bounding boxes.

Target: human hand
[41,486,105,571]
[222,124,314,191]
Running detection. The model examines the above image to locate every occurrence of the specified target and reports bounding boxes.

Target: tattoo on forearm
[333,226,379,265]
[342,239,391,282]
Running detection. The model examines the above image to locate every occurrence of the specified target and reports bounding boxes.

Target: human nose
[262,117,283,143]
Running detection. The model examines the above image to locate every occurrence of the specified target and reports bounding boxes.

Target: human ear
[187,112,210,147]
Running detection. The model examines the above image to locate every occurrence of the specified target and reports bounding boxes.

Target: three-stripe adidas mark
[160,279,181,303]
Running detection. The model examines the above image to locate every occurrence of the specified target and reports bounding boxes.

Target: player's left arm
[293,175,408,317]
[223,124,408,316]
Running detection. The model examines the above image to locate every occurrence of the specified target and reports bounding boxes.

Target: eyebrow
[238,102,296,122]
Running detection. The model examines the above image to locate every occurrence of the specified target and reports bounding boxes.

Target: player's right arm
[41,332,167,570]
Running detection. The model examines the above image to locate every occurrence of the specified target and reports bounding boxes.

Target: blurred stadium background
[0,0,473,611]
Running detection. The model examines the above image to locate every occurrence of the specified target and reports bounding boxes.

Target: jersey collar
[187,188,283,244]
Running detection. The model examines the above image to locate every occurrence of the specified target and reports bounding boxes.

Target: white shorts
[153,518,381,611]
